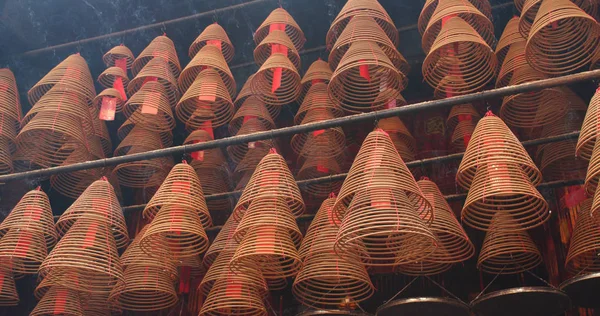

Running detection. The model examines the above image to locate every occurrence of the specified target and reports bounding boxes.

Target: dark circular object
[471,287,570,316]
[377,297,469,316]
[298,310,370,316]
[560,272,600,308]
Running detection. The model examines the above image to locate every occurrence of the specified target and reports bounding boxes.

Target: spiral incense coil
[462,162,550,231]
[297,158,343,198]
[142,162,211,227]
[456,114,541,190]
[395,241,453,276]
[0,139,12,174]
[477,212,543,274]
[179,45,236,97]
[120,226,178,278]
[525,0,600,75]
[55,178,129,249]
[189,23,235,62]
[576,88,600,160]
[132,35,181,77]
[496,41,527,89]
[229,96,275,135]
[0,228,48,274]
[519,0,597,37]
[418,0,493,35]
[30,286,83,316]
[0,69,22,128]
[200,277,267,316]
[123,81,176,133]
[108,265,178,312]
[195,168,233,213]
[591,47,600,70]
[299,60,333,103]
[83,293,121,316]
[326,0,398,50]
[28,54,96,106]
[202,215,238,267]
[376,117,416,161]
[0,270,18,306]
[291,109,346,159]
[49,159,109,201]
[178,254,205,279]
[127,57,180,107]
[422,17,497,96]
[328,16,409,75]
[233,150,305,218]
[87,106,114,157]
[295,82,343,125]
[583,140,600,195]
[92,88,125,115]
[298,196,345,259]
[495,16,526,65]
[254,30,301,70]
[254,7,305,51]
[332,129,432,223]
[227,119,276,165]
[451,119,476,152]
[250,53,301,106]
[0,189,57,247]
[329,41,406,113]
[97,66,129,90]
[184,130,228,169]
[103,45,135,68]
[446,104,480,130]
[565,199,600,273]
[117,117,173,148]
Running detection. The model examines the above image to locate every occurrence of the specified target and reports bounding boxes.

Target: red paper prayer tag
[366,146,384,170]
[561,186,586,209]
[178,266,192,294]
[191,148,205,161]
[372,197,391,209]
[113,77,127,101]
[272,67,283,93]
[152,50,169,60]
[82,222,99,249]
[262,171,279,187]
[316,163,329,173]
[441,14,457,26]
[313,129,325,137]
[198,81,218,102]
[200,121,214,139]
[142,76,158,86]
[359,62,370,82]
[489,163,512,194]
[226,279,243,297]
[269,23,286,33]
[169,208,184,235]
[458,114,472,147]
[271,44,288,57]
[115,58,128,73]
[552,21,558,29]
[141,91,161,115]
[172,181,191,195]
[385,99,397,109]
[243,115,257,123]
[311,79,324,85]
[53,288,68,314]
[26,205,43,221]
[206,40,222,51]
[257,226,276,254]
[0,271,4,291]
[99,97,117,121]
[14,230,32,256]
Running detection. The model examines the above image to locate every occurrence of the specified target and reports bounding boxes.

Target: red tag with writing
[269,23,286,33]
[99,96,117,121]
[359,62,370,82]
[226,279,243,297]
[191,140,204,161]
[243,115,257,123]
[313,129,325,137]
[141,91,160,115]
[82,222,99,249]
[115,58,128,73]
[113,77,127,101]
[257,226,276,254]
[272,67,283,93]
[53,288,68,314]
[206,40,222,51]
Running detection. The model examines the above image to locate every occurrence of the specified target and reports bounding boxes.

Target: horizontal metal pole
[0,69,597,184]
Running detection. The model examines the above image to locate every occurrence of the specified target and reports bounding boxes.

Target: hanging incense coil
[299,60,333,103]
[291,109,346,159]
[199,277,267,316]
[103,45,135,68]
[0,270,18,306]
[519,0,597,37]
[295,82,343,125]
[297,158,343,198]
[576,88,600,160]
[0,139,12,175]
[123,81,176,133]
[0,189,56,246]
[189,23,235,62]
[329,41,406,113]
[194,168,233,213]
[233,146,275,182]
[254,7,305,51]
[83,292,121,316]
[227,119,276,165]
[203,218,239,269]
[0,228,48,274]
[326,0,398,50]
[584,140,600,195]
[28,54,96,106]
[446,104,480,130]
[97,66,129,89]
[184,130,227,169]
[332,129,432,223]
[451,119,476,152]
[496,41,527,88]
[592,46,600,70]
[132,35,181,77]
[55,178,129,249]
[120,226,178,278]
[229,96,275,135]
[462,162,550,231]
[88,106,114,157]
[117,117,173,147]
[179,45,236,97]
[495,16,526,65]
[422,17,497,96]
[298,196,345,259]
[127,57,180,107]
[92,88,125,115]
[456,114,541,190]
[0,69,22,128]
[419,0,493,35]
[250,53,301,106]
[39,219,124,295]
[525,0,600,75]
[142,162,211,227]
[328,16,409,75]
[254,30,301,70]
[376,117,417,162]
[30,286,83,316]
[477,212,543,274]
[566,199,600,273]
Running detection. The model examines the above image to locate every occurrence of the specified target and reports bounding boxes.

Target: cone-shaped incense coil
[332,129,432,223]
[203,215,240,268]
[421,0,496,54]
[584,140,600,195]
[179,45,236,97]
[500,66,568,128]
[566,199,600,273]
[103,45,135,68]
[456,114,541,190]
[55,178,128,248]
[0,229,48,274]
[376,117,416,162]
[229,96,275,135]
[446,104,480,130]
[236,74,282,120]
[0,69,22,128]
[451,120,476,152]
[83,292,121,316]
[108,265,178,312]
[462,162,549,231]
[519,0,597,38]
[251,53,301,106]
[526,0,600,75]
[199,277,267,316]
[97,66,129,89]
[335,188,437,267]
[0,189,57,248]
[297,157,343,198]
[495,16,526,65]
[39,219,124,294]
[326,0,398,50]
[195,168,233,213]
[120,226,178,277]
[127,57,180,107]
[254,7,305,51]
[185,131,229,169]
[117,114,173,147]
[132,35,181,77]
[143,162,211,227]
[418,0,493,35]
[189,23,235,62]
[234,151,305,218]
[92,88,125,115]
[329,41,406,113]
[88,107,114,156]
[329,16,409,74]
[254,30,301,70]
[28,54,96,106]
[231,138,275,174]
[0,270,18,306]
[423,17,497,96]
[295,82,343,125]
[477,213,543,274]
[123,81,176,133]
[576,88,600,160]
[30,286,83,316]
[496,41,528,88]
[291,109,345,159]
[298,196,345,259]
[0,139,13,175]
[299,60,333,103]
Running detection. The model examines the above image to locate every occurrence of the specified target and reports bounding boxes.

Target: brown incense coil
[97,66,129,89]
[584,140,600,195]
[254,8,306,51]
[332,129,432,223]
[113,126,173,188]
[120,226,178,278]
[177,68,235,131]
[229,96,275,135]
[117,117,173,147]
[92,88,125,115]
[30,286,83,316]
[39,219,124,294]
[298,196,345,259]
[178,255,205,279]
[83,293,121,316]
[234,151,305,218]
[0,69,22,128]
[0,113,17,153]
[295,82,343,125]
[203,216,239,268]
[237,75,282,120]
[592,47,600,70]
[329,41,406,113]
[127,57,180,107]
[227,119,276,165]
[496,41,527,88]
[421,0,496,54]
[103,45,135,68]
[446,104,480,130]
[251,53,302,106]
[495,16,526,65]
[0,139,12,174]
[419,0,493,35]
[88,106,113,157]
[184,132,228,170]
[199,277,267,316]
[326,0,398,50]
[108,265,178,312]
[297,158,343,198]
[525,0,600,75]
[28,54,96,106]
[235,171,253,191]
[394,235,452,276]
[143,162,211,227]
[519,0,597,38]
[576,88,600,160]
[335,188,438,267]
[0,189,57,247]
[376,117,416,162]
[179,45,236,97]
[477,212,543,274]
[566,199,600,273]
[328,16,409,75]
[194,168,233,212]
[0,229,48,274]
[132,35,181,77]
[0,270,18,306]
[254,30,301,70]
[299,60,333,103]
[233,144,275,178]
[422,17,497,96]
[49,164,108,202]
[123,81,175,133]
[291,109,345,159]
[55,178,128,249]
[456,114,541,190]
[189,23,235,62]
[451,120,476,152]
[462,162,550,231]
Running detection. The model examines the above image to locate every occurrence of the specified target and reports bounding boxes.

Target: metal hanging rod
[0,70,597,184]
